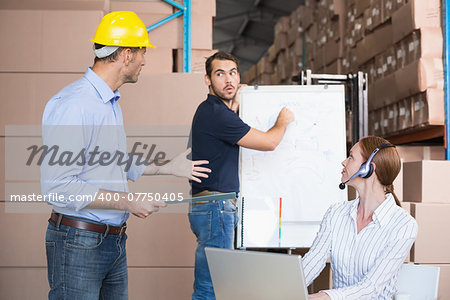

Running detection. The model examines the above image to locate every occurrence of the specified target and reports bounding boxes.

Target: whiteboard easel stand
[292,69,369,145]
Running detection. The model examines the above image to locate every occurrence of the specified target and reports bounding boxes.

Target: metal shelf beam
[146,0,191,73]
[444,0,450,159]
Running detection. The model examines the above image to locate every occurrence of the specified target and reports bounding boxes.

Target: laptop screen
[205,248,308,300]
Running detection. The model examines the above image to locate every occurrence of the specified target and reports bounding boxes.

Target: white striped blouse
[302,193,418,300]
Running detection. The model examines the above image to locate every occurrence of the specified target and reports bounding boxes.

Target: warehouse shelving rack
[292,69,368,146]
[146,0,191,72]
[444,0,450,159]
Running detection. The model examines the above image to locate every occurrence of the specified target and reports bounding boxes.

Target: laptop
[205,248,309,300]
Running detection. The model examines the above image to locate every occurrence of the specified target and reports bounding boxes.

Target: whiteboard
[237,85,347,248]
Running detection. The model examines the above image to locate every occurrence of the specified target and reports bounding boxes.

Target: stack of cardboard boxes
[396,146,450,298]
[363,0,444,138]
[241,0,347,85]
[0,0,216,298]
[242,0,444,139]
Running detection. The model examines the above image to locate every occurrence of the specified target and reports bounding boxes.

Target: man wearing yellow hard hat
[41,11,210,299]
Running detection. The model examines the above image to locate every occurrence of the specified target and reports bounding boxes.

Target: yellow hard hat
[91,11,155,48]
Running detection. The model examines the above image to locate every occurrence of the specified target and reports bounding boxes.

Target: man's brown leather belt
[50,212,127,235]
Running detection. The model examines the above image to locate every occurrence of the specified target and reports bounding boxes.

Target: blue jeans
[45,221,128,300]
[188,199,238,300]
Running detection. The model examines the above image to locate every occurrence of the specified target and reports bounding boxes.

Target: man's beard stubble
[210,82,236,102]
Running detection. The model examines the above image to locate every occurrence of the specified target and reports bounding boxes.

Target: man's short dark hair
[93,43,140,64]
[205,51,239,78]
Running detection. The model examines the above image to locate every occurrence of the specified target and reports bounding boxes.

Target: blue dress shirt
[41,67,146,226]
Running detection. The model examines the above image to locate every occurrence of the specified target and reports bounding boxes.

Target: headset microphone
[338,143,395,190]
[339,171,362,190]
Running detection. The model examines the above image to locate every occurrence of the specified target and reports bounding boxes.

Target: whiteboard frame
[237,85,347,249]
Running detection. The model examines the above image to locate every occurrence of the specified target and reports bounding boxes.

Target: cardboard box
[356,23,392,65]
[368,73,396,110]
[384,46,397,75]
[326,20,340,42]
[0,268,49,299]
[126,213,196,267]
[0,203,49,267]
[332,0,346,16]
[410,203,450,263]
[276,51,289,80]
[353,16,364,44]
[110,1,172,14]
[293,37,304,57]
[375,53,387,79]
[396,145,445,162]
[355,0,370,17]
[298,6,314,29]
[275,16,290,35]
[143,47,173,74]
[395,38,408,69]
[0,267,195,299]
[270,72,279,85]
[323,39,341,66]
[0,201,196,267]
[174,0,216,17]
[256,74,273,85]
[268,44,278,62]
[403,161,450,203]
[274,32,288,54]
[0,10,103,72]
[0,0,105,10]
[373,109,383,136]
[145,13,213,50]
[406,28,443,64]
[174,48,217,74]
[394,58,444,100]
[382,0,396,22]
[315,46,326,69]
[257,56,274,75]
[379,107,389,135]
[392,0,442,43]
[128,267,194,299]
[368,110,377,136]
[0,73,81,135]
[363,3,381,32]
[393,146,444,203]
[287,23,302,46]
[118,73,208,126]
[385,103,398,134]
[324,59,342,74]
[394,0,406,10]
[247,65,257,82]
[241,71,250,84]
[398,97,413,131]
[412,89,444,126]
[0,138,4,201]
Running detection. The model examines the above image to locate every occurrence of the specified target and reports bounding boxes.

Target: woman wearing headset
[304,136,418,300]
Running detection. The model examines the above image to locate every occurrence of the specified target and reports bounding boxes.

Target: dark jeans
[45,221,128,300]
[188,199,238,300]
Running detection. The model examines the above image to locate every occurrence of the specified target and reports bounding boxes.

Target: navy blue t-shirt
[191,94,251,194]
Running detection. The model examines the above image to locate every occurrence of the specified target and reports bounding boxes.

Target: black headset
[339,143,395,190]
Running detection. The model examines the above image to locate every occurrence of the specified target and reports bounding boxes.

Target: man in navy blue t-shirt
[189,51,294,300]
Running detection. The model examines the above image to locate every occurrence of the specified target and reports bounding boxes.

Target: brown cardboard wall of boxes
[242,0,449,297]
[0,0,216,298]
[242,0,445,139]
